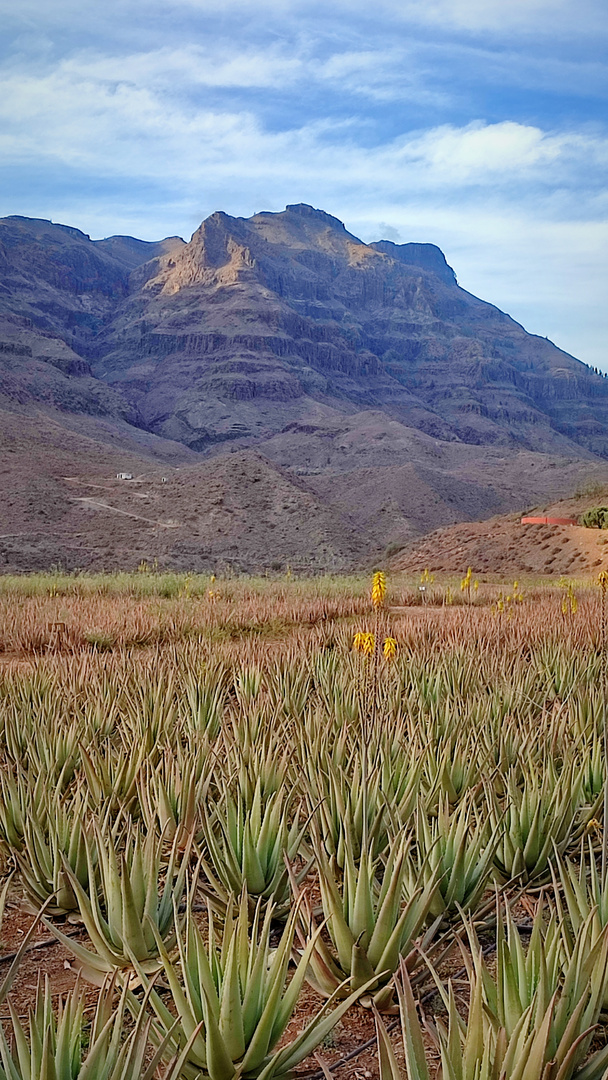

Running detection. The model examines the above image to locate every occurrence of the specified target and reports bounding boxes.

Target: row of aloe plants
[2,826,608,1079]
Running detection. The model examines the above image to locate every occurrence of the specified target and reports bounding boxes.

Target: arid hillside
[391,488,608,576]
[4,402,608,573]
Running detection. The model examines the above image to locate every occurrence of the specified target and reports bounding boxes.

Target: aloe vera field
[2,568,608,1080]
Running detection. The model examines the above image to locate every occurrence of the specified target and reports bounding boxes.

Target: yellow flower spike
[383,637,397,660]
[371,571,387,609]
[353,631,375,655]
[473,580,479,591]
[598,570,608,589]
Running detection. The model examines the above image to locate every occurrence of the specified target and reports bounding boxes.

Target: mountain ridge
[1,203,607,572]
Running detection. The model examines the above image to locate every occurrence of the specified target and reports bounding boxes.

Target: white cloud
[57,44,304,90]
[1,52,604,197]
[390,122,565,181]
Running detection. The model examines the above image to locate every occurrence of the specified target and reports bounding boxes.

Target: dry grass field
[0,568,607,1079]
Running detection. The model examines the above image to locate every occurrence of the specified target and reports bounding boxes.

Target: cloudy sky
[1,0,606,366]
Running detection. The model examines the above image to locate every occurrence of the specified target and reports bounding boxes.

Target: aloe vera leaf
[394,963,431,1080]
[374,1008,402,1080]
[218,929,245,1062]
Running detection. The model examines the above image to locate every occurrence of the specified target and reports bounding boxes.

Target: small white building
[116,472,133,480]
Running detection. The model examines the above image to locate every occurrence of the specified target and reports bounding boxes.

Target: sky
[0,0,607,366]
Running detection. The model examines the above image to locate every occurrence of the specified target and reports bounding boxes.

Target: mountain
[1,205,607,573]
[91,203,608,457]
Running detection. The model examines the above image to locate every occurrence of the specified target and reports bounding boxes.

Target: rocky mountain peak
[284,204,348,230]
[2,205,608,465]
[370,240,457,286]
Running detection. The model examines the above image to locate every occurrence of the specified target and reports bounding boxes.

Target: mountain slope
[391,486,608,577]
[0,408,363,573]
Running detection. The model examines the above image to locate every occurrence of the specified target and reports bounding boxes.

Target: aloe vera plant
[266,660,312,722]
[305,753,393,867]
[470,899,608,1058]
[378,742,422,826]
[422,733,487,809]
[78,740,146,813]
[553,840,608,1004]
[0,770,28,853]
[16,789,95,916]
[137,751,200,849]
[293,833,441,1011]
[487,759,587,884]
[410,795,500,918]
[121,671,179,759]
[0,974,192,1080]
[377,905,608,1080]
[129,890,374,1080]
[46,822,192,984]
[183,665,228,739]
[199,776,308,915]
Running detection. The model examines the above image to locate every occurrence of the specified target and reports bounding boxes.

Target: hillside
[4,402,608,574]
[391,488,608,577]
[0,408,367,573]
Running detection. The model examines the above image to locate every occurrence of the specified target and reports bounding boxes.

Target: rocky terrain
[1,205,608,572]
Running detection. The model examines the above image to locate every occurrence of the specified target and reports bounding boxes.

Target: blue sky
[1,0,607,366]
